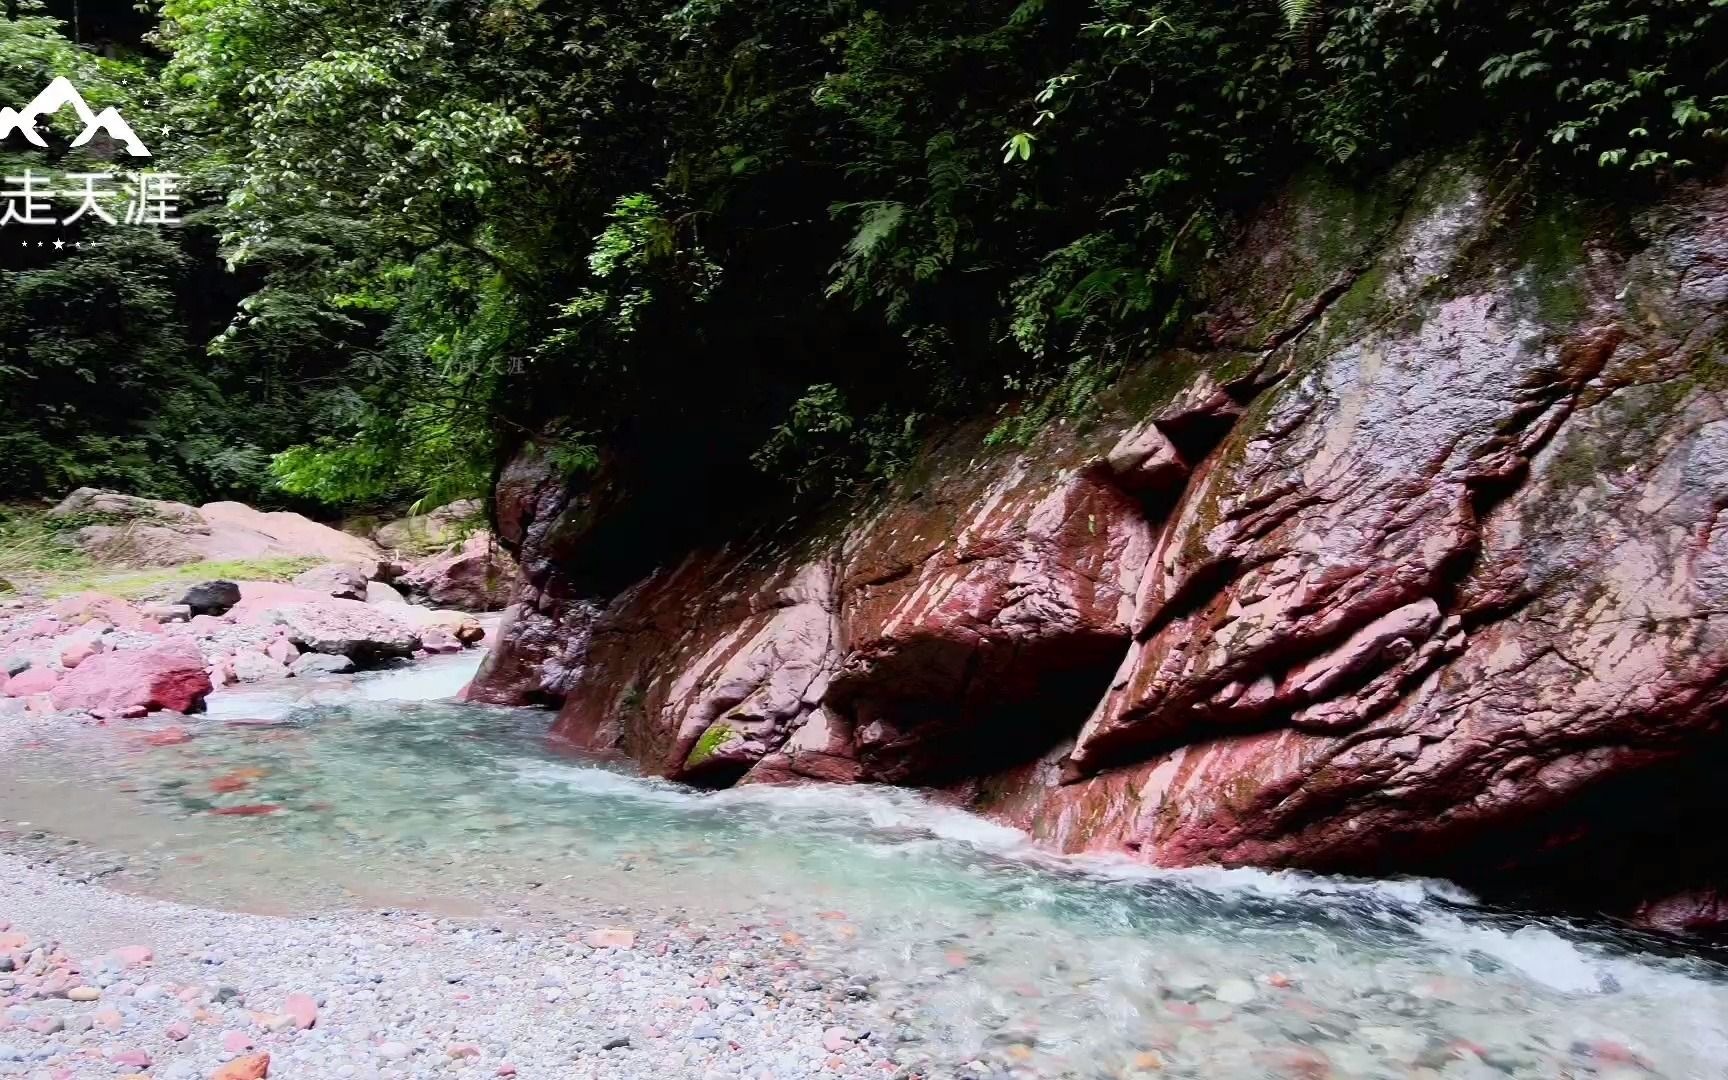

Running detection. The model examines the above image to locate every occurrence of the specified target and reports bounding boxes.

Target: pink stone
[109,945,153,968]
[50,642,213,715]
[581,928,636,950]
[687,996,710,1012]
[495,1066,517,1077]
[221,1029,255,1053]
[109,1048,152,1068]
[92,1006,124,1030]
[4,667,57,698]
[822,1027,853,1053]
[282,992,318,1030]
[165,1020,190,1040]
[447,1044,480,1059]
[265,638,297,665]
[59,636,105,670]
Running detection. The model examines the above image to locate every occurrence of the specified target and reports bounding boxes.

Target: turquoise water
[1,662,1725,1078]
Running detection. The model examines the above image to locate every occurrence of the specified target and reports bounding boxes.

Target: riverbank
[0,851,906,1080]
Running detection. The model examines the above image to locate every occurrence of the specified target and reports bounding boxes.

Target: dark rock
[179,580,241,617]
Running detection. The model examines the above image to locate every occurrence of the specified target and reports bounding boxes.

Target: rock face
[472,162,1728,936]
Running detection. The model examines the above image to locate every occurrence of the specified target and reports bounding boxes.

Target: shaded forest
[1,0,1724,514]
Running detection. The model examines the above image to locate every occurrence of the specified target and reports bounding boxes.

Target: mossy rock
[684,722,737,769]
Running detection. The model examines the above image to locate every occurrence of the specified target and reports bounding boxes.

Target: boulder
[399,533,516,612]
[224,582,343,625]
[264,601,421,661]
[374,499,483,554]
[229,650,288,683]
[50,643,212,714]
[49,492,386,570]
[71,524,207,567]
[140,603,191,623]
[50,592,149,632]
[58,634,105,670]
[196,502,385,567]
[179,581,241,617]
[264,637,297,666]
[289,653,356,677]
[394,606,485,644]
[4,666,57,698]
[420,628,461,654]
[50,488,200,523]
[291,564,370,601]
[364,580,408,606]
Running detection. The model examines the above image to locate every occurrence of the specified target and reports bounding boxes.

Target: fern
[1279,0,1320,32]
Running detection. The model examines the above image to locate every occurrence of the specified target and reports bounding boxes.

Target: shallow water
[2,662,1726,1078]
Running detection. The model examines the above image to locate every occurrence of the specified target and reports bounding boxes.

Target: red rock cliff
[472,162,1728,936]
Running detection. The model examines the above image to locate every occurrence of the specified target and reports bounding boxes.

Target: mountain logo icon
[0,77,150,158]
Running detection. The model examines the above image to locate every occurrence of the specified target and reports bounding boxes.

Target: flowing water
[2,657,1726,1079]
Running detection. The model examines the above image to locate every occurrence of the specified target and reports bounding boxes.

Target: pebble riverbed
[0,850,912,1080]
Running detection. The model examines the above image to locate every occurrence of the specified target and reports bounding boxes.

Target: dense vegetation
[1,0,1725,510]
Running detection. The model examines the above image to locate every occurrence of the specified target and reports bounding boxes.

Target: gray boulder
[290,653,356,677]
[291,563,370,601]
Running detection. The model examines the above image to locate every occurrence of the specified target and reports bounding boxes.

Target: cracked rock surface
[470,160,1728,935]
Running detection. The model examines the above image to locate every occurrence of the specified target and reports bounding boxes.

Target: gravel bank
[0,851,920,1080]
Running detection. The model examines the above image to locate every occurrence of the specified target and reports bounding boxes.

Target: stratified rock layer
[472,162,1728,935]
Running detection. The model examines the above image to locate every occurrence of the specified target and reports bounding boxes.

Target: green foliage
[7,0,1727,511]
[0,507,93,579]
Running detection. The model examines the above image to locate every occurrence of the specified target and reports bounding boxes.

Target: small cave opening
[833,632,1128,788]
